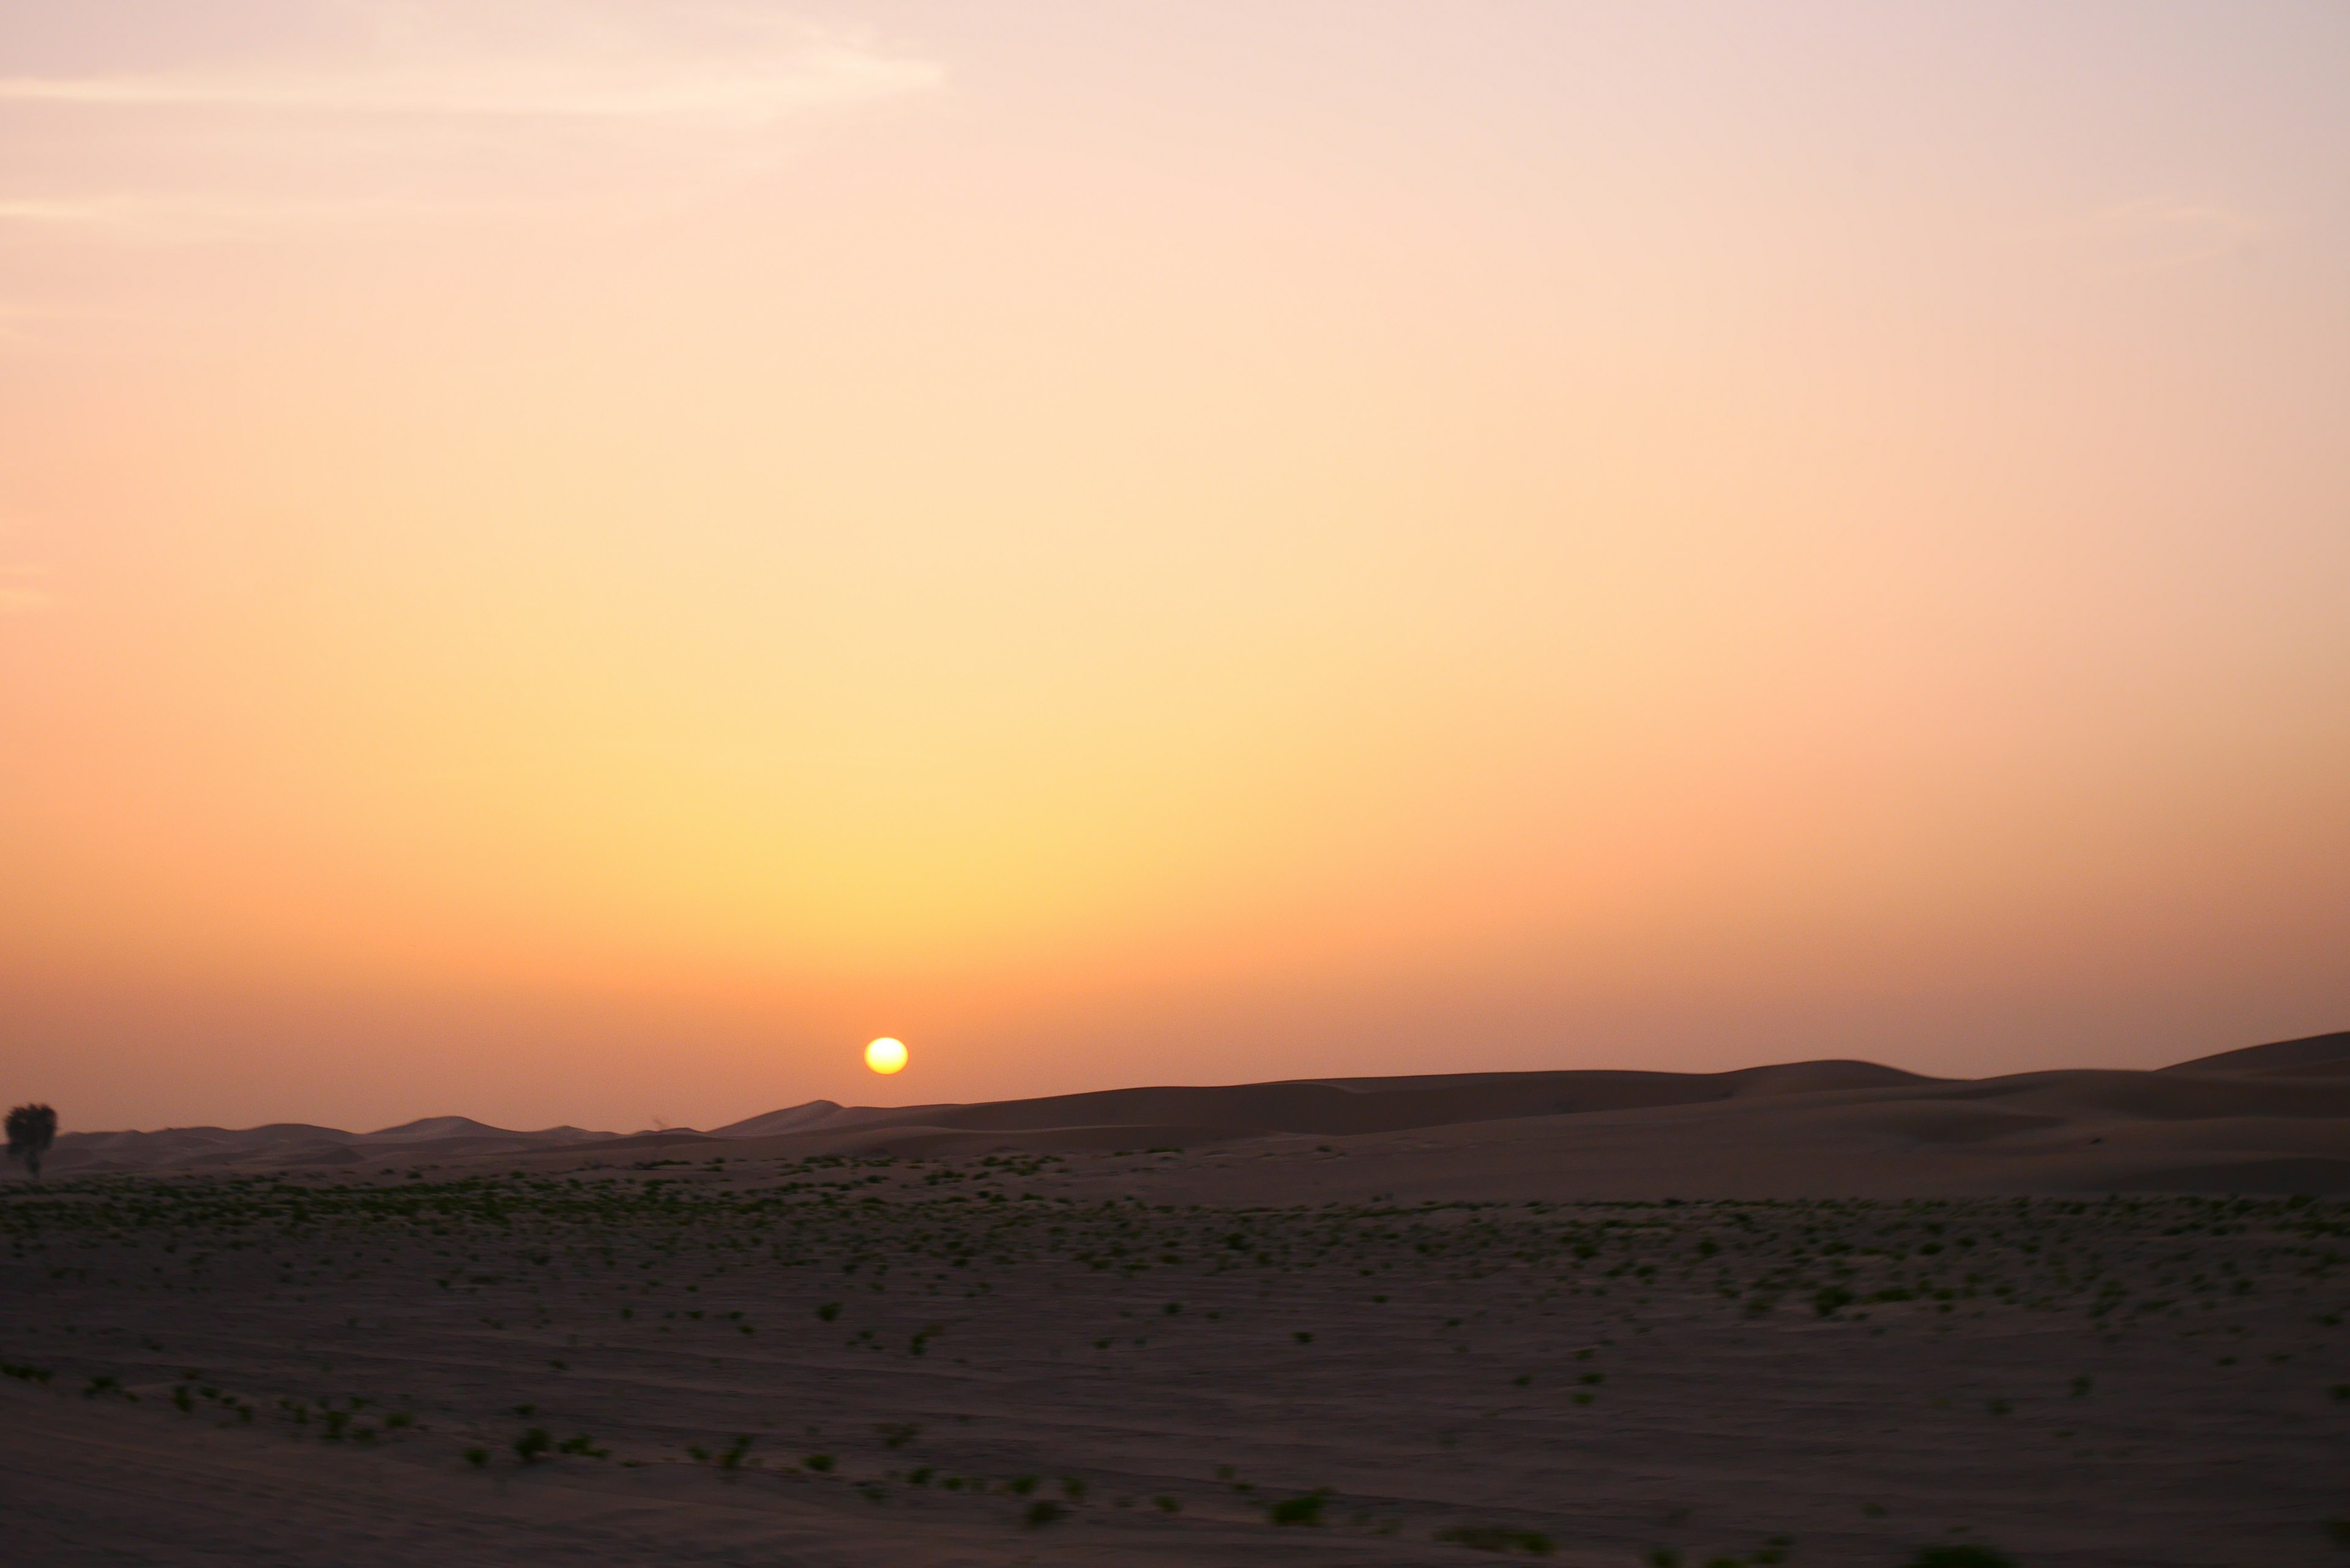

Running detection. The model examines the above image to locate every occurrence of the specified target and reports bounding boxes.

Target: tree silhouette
[6,1103,57,1182]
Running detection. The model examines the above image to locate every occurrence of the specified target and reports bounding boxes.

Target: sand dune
[2159,1028,2350,1078]
[47,1117,618,1176]
[694,1038,2350,1197]
[34,1030,2350,1195]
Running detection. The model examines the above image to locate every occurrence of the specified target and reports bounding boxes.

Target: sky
[2,1,2346,1133]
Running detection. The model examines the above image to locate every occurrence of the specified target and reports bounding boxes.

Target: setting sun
[0,7,2341,1563]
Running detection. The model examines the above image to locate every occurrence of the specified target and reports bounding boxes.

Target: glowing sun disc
[864,1037,908,1075]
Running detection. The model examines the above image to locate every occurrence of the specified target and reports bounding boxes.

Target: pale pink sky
[2,2,2346,1132]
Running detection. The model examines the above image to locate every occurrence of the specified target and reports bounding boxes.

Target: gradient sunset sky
[3,2,2346,1133]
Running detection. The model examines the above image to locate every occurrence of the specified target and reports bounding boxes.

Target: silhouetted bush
[6,1104,56,1181]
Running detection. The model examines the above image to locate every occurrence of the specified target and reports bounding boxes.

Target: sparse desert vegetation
[2,1152,2346,1563]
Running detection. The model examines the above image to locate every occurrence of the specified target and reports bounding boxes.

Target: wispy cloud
[0,40,941,124]
[0,194,430,241]
[0,565,50,614]
[2070,198,2270,272]
[0,4,943,247]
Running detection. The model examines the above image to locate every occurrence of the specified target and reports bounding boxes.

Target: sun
[864,1037,908,1075]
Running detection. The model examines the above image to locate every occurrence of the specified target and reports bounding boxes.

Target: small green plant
[1154,1495,1181,1513]
[463,1446,490,1468]
[514,1427,552,1462]
[1813,1285,1856,1316]
[1906,1546,2015,1568]
[817,1302,841,1321]
[1026,1499,1067,1526]
[557,1433,609,1458]
[718,1435,752,1469]
[1009,1474,1040,1495]
[803,1452,834,1473]
[1269,1490,1331,1526]
[1438,1526,1555,1553]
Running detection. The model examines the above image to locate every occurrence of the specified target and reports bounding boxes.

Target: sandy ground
[4,1151,2348,1566]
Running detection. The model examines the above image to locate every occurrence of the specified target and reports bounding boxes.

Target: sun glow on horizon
[1,3,2346,1133]
[864,1038,908,1076]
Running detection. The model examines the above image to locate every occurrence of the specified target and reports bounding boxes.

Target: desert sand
[4,1032,2348,1565]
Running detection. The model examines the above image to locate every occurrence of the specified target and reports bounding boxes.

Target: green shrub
[1435,1526,1556,1554]
[1907,1546,2015,1568]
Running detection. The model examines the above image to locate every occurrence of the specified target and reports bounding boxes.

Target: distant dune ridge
[32,1029,2350,1195]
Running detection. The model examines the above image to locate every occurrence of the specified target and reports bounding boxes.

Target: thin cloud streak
[0,13,942,244]
[0,566,50,614]
[0,47,942,123]
[0,194,439,240]
[2072,197,2271,271]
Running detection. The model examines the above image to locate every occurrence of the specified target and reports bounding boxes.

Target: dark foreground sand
[6,1172,2349,1564]
[6,1035,2348,1565]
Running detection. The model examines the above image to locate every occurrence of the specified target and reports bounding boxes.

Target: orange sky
[4,2,2347,1132]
